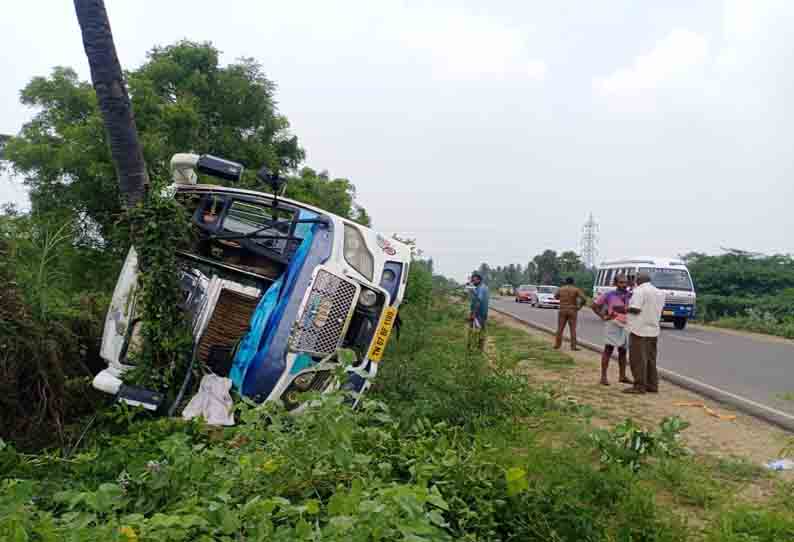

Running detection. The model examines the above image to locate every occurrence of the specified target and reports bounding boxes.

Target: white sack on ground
[182,374,235,426]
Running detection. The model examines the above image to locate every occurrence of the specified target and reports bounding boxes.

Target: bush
[0,211,112,450]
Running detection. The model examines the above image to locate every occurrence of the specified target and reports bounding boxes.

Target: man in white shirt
[624,272,665,394]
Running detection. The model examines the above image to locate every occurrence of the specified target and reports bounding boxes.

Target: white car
[535,285,560,309]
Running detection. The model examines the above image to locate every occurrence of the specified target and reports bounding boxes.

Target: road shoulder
[489,309,793,475]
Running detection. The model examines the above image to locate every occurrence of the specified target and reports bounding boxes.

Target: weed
[714,456,769,483]
[590,417,690,472]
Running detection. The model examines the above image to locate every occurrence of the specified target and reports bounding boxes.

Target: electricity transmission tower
[580,213,599,269]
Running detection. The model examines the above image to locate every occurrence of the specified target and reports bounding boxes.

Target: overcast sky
[2,0,793,281]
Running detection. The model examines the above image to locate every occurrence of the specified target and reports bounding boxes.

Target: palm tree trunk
[73,0,148,208]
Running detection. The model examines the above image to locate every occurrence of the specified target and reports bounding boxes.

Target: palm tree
[73,0,148,208]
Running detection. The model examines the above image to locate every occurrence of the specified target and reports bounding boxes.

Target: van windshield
[638,268,693,291]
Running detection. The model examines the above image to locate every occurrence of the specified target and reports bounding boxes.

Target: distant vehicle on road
[594,257,696,329]
[515,284,538,304]
[536,285,560,308]
[499,284,515,296]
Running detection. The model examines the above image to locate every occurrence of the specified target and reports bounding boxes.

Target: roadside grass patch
[713,456,770,483]
[487,324,575,370]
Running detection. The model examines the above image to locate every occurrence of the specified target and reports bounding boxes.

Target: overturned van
[93,153,410,409]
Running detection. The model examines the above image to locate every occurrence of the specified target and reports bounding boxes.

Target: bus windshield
[638,267,693,291]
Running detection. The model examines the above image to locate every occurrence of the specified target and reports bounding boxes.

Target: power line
[580,213,599,269]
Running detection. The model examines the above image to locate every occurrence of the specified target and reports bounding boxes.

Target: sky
[1,0,793,281]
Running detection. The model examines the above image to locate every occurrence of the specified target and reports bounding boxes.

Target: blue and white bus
[593,257,696,330]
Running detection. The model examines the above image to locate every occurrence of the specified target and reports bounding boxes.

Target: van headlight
[343,224,374,281]
[358,288,377,308]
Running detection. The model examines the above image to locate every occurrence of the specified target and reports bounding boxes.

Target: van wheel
[673,317,687,330]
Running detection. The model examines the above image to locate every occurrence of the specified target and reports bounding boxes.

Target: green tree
[286,167,370,225]
[558,250,584,273]
[533,250,560,284]
[5,41,369,243]
[523,261,538,284]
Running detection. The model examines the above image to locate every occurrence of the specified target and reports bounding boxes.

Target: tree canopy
[5,40,370,242]
[472,249,594,294]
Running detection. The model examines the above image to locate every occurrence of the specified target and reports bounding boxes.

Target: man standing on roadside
[469,272,490,351]
[592,274,632,386]
[554,277,587,351]
[624,272,666,394]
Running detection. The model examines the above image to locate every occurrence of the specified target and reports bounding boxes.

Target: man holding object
[625,272,666,394]
[592,274,632,386]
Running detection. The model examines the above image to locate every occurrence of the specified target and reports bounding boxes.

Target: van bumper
[661,303,695,320]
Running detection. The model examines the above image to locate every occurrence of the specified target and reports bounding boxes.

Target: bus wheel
[673,317,687,330]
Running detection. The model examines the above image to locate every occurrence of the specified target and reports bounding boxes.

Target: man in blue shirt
[469,272,490,351]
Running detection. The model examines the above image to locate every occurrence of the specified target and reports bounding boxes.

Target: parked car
[514,284,538,304]
[536,285,560,308]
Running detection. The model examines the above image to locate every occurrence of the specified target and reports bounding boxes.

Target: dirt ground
[490,310,794,479]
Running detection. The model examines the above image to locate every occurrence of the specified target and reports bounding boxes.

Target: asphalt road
[491,297,794,416]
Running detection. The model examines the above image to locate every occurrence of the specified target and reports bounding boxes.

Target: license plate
[663,310,674,316]
[367,307,398,362]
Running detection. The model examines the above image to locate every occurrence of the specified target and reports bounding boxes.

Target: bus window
[605,269,614,286]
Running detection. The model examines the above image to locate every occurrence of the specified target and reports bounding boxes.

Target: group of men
[554,273,666,394]
[469,271,664,394]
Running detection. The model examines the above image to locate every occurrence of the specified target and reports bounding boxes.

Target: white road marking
[668,335,712,345]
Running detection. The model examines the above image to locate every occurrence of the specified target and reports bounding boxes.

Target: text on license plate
[662,310,674,316]
[367,307,398,362]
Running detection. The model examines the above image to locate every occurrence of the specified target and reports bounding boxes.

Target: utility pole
[580,213,599,269]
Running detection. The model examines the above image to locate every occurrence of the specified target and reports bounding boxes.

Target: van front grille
[290,270,358,356]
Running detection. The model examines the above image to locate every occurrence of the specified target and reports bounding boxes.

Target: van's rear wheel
[673,317,687,330]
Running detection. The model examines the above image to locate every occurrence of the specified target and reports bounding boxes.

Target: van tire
[673,317,687,330]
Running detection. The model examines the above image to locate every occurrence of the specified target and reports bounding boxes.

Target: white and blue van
[93,153,411,412]
[593,257,696,329]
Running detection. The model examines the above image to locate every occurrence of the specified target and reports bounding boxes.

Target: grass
[710,314,794,340]
[487,323,575,370]
[2,294,793,541]
[713,456,770,483]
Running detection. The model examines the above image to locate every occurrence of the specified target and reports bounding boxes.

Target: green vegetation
[3,40,370,249]
[0,207,112,450]
[476,249,594,295]
[120,191,193,393]
[0,40,377,448]
[686,250,794,339]
[3,271,793,540]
